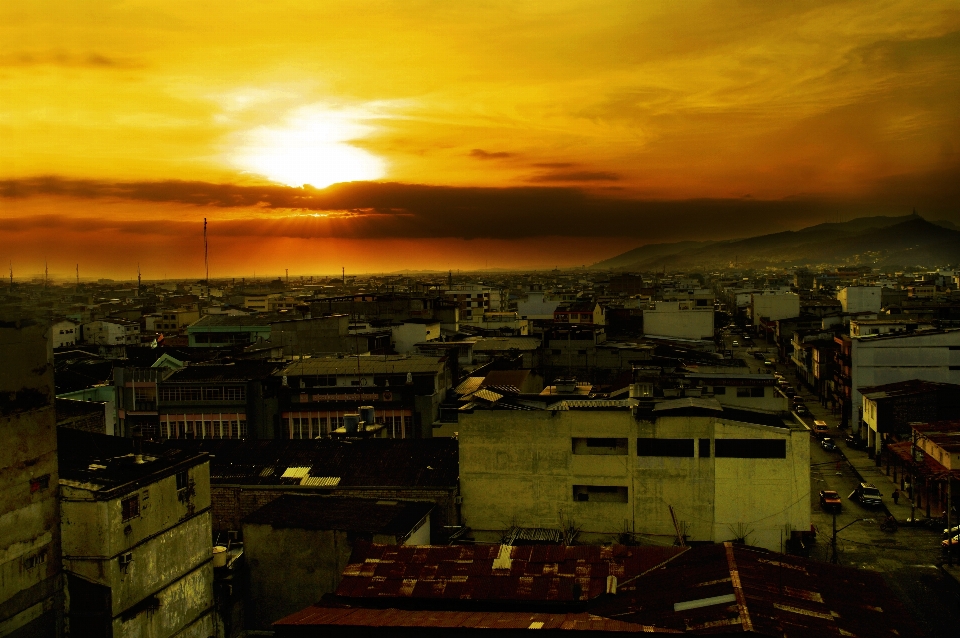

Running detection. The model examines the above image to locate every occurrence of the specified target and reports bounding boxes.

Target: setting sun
[231,105,386,188]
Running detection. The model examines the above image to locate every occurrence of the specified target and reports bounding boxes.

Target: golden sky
[2,1,959,277]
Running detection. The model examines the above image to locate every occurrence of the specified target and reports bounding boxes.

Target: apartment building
[59,428,214,637]
[643,300,714,340]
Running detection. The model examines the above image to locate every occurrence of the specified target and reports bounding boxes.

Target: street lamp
[831,513,867,564]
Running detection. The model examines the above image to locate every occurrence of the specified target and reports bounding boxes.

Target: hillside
[593,215,960,270]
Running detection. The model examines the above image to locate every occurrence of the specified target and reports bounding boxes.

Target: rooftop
[58,428,208,499]
[162,437,458,488]
[242,495,433,539]
[164,361,282,383]
[277,355,446,376]
[860,379,960,400]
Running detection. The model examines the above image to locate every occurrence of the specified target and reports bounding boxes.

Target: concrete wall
[517,292,560,320]
[751,293,800,326]
[838,286,881,314]
[851,331,960,437]
[458,409,808,551]
[0,320,63,636]
[392,321,440,354]
[61,462,213,634]
[243,526,354,629]
[643,302,714,340]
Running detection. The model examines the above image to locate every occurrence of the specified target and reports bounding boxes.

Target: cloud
[530,162,576,169]
[527,171,621,182]
[468,149,516,160]
[0,50,143,69]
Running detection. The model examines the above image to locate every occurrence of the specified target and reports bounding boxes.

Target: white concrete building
[391,319,441,354]
[643,301,714,340]
[516,291,560,320]
[82,320,141,346]
[750,292,800,326]
[52,319,80,348]
[837,286,882,314]
[458,400,809,552]
[850,328,960,444]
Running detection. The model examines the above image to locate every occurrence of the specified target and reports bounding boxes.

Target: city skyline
[3,1,959,277]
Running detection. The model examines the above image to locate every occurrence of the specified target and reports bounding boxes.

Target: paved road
[721,326,960,637]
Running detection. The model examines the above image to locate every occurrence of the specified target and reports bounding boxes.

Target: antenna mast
[203,218,209,283]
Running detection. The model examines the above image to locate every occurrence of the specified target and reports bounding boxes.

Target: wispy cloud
[468,149,516,160]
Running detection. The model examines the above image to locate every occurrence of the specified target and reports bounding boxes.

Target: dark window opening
[715,439,786,459]
[637,438,694,457]
[572,485,628,503]
[176,470,189,491]
[121,495,140,521]
[713,386,726,395]
[699,438,711,458]
[572,437,628,455]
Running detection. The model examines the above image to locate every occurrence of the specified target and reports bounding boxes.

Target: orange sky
[2,1,959,278]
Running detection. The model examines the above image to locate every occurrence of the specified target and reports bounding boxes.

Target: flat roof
[242,495,433,537]
[277,355,445,376]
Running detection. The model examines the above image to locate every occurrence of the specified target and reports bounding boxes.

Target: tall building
[0,319,63,636]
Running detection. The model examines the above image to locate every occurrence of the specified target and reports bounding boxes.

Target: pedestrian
[892,489,900,505]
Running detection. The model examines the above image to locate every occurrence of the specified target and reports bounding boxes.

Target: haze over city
[3,1,960,278]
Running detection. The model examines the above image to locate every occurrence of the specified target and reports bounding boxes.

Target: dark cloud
[531,162,576,169]
[527,171,621,182]
[3,175,958,243]
[468,149,516,160]
[0,50,143,69]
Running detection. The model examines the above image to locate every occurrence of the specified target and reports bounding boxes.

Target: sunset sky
[2,1,959,279]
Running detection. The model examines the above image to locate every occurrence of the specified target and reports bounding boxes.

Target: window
[713,386,726,395]
[699,439,711,458]
[714,439,786,459]
[573,485,628,503]
[637,438,695,457]
[224,387,245,401]
[572,438,628,455]
[736,387,765,397]
[203,387,223,401]
[121,495,140,521]
[30,474,50,493]
[176,470,189,491]
[23,550,47,570]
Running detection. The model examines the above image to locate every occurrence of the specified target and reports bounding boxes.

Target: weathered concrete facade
[458,406,809,551]
[59,430,214,637]
[0,319,63,637]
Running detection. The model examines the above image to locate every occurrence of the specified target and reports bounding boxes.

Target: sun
[233,106,385,188]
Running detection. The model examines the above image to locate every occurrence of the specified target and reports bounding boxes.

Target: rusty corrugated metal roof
[335,542,686,603]
[274,607,680,632]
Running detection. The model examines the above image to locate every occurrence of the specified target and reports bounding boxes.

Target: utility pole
[832,514,865,564]
[342,266,345,284]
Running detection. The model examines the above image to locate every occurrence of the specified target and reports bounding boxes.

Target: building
[160,437,459,539]
[156,362,282,440]
[837,286,881,314]
[553,301,605,326]
[457,398,809,551]
[276,355,453,438]
[51,319,80,348]
[0,319,63,636]
[58,428,214,637]
[849,328,960,441]
[242,495,433,629]
[515,290,560,320]
[391,319,440,354]
[643,301,714,340]
[156,308,200,333]
[860,380,960,455]
[83,319,142,346]
[56,397,108,434]
[749,292,799,327]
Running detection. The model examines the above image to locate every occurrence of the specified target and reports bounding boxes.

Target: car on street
[813,421,829,438]
[752,352,765,360]
[943,534,959,548]
[732,340,739,347]
[844,433,865,449]
[795,405,810,416]
[763,360,775,367]
[820,437,837,451]
[944,524,960,537]
[853,482,883,507]
[819,490,842,511]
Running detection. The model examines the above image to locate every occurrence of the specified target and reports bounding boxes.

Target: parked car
[944,524,960,538]
[844,433,865,449]
[819,490,842,512]
[763,360,775,367]
[942,534,959,548]
[813,421,830,438]
[795,405,810,416]
[821,437,837,452]
[752,352,765,360]
[853,482,883,507]
[732,340,739,347]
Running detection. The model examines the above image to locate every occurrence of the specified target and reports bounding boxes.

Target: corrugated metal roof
[300,476,341,486]
[281,466,311,478]
[454,376,485,395]
[274,607,677,632]
[471,388,503,403]
[334,542,686,603]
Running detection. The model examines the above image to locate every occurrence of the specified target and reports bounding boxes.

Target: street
[721,324,960,637]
